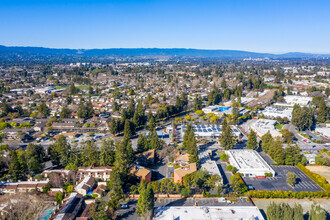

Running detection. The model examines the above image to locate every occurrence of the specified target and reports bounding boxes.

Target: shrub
[180,187,192,197]
[297,163,330,192]
[220,153,229,161]
[265,172,273,177]
[248,190,329,199]
[232,167,237,174]
[226,165,233,171]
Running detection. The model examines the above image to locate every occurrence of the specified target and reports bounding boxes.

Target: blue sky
[0,0,329,53]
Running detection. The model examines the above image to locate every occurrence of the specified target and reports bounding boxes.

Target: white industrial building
[250,119,282,138]
[225,149,276,178]
[315,125,330,138]
[202,105,220,114]
[261,107,292,120]
[198,150,222,184]
[154,206,264,220]
[284,95,312,105]
[181,124,241,138]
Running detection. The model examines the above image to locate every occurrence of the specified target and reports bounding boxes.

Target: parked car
[120,204,129,209]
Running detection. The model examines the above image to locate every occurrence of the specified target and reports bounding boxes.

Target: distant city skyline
[1,0,330,53]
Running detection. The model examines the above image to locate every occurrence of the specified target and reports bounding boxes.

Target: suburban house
[174,163,197,184]
[76,166,112,181]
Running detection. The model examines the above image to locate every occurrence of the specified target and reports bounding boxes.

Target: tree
[309,203,327,220]
[232,102,240,124]
[52,135,71,166]
[291,104,314,131]
[60,106,71,118]
[220,119,235,150]
[133,100,146,127]
[90,200,109,220]
[247,129,258,150]
[293,203,304,220]
[37,102,50,117]
[282,129,294,144]
[193,95,203,111]
[149,127,161,150]
[182,124,199,164]
[8,150,24,181]
[55,192,64,205]
[107,169,124,212]
[137,183,154,219]
[286,172,297,186]
[317,98,327,123]
[137,134,148,153]
[82,140,99,166]
[99,140,115,166]
[69,83,79,95]
[261,132,273,153]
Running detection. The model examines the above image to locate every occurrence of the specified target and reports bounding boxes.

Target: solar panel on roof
[198,129,202,132]
[201,125,206,128]
[212,128,216,131]
[208,129,212,132]
[197,125,201,128]
[203,129,207,132]
[217,128,221,131]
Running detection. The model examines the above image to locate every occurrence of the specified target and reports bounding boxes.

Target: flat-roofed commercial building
[284,95,312,105]
[154,206,264,220]
[181,124,241,138]
[225,149,275,178]
[198,150,222,184]
[261,107,292,120]
[249,119,282,138]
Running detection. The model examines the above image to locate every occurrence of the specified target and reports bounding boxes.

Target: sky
[0,0,330,53]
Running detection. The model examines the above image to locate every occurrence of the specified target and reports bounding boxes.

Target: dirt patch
[252,198,330,214]
[306,165,330,183]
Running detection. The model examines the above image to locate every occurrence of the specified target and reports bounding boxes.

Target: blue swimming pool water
[38,208,55,220]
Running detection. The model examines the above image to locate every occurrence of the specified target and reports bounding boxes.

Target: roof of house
[174,163,197,178]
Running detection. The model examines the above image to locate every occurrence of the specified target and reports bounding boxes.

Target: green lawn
[275,123,283,130]
[55,86,68,89]
[76,85,90,89]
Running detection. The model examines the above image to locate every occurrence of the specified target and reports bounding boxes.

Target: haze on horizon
[1,0,330,54]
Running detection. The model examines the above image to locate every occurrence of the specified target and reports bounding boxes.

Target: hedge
[248,190,329,199]
[297,163,330,192]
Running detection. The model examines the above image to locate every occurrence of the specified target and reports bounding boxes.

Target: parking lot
[243,166,324,192]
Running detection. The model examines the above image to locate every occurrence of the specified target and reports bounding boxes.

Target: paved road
[116,200,140,220]
[283,124,328,153]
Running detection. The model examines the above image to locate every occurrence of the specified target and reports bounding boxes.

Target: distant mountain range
[0,45,329,59]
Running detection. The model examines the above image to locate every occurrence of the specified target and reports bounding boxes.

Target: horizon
[1,0,330,54]
[1,44,329,55]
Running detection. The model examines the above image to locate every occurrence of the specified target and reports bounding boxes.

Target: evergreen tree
[37,102,50,117]
[112,101,119,112]
[247,129,258,150]
[137,183,154,218]
[220,119,235,150]
[9,151,23,181]
[137,134,148,153]
[293,203,304,220]
[82,140,99,166]
[149,127,161,150]
[193,95,203,111]
[60,106,71,118]
[309,203,327,220]
[261,132,273,153]
[182,124,199,164]
[52,135,71,166]
[99,140,115,166]
[317,98,327,123]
